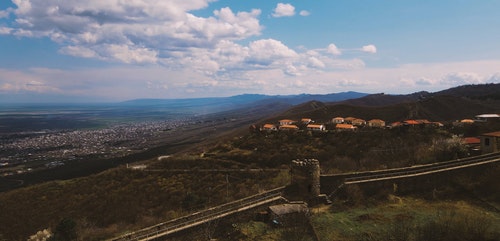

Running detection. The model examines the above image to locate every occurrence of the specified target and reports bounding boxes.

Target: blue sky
[1,0,499,102]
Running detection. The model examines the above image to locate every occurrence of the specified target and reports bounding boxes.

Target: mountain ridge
[263,83,500,123]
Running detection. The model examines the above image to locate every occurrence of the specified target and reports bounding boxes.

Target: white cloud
[0,27,12,35]
[272,3,295,17]
[6,0,262,65]
[327,43,342,56]
[105,44,158,64]
[59,46,97,59]
[361,44,377,54]
[2,60,500,100]
[299,10,310,16]
[247,39,298,66]
[415,77,433,85]
[440,72,484,85]
[307,57,325,68]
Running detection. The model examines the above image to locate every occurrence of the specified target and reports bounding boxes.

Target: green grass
[310,197,500,241]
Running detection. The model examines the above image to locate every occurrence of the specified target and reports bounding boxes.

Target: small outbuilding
[268,203,309,226]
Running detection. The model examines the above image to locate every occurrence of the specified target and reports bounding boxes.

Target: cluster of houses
[259,114,500,133]
[257,114,500,155]
[260,117,443,132]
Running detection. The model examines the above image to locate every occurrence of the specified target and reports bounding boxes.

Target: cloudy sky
[1,0,499,102]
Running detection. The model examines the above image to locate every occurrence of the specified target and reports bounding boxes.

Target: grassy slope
[311,197,500,241]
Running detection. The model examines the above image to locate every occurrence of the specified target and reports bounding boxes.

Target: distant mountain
[120,91,368,115]
[337,91,429,107]
[337,83,500,107]
[265,84,500,123]
[433,83,500,99]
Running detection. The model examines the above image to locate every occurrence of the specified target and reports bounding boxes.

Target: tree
[48,218,77,241]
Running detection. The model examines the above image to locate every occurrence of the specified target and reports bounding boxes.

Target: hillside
[336,91,429,107]
[268,84,500,123]
[433,83,500,99]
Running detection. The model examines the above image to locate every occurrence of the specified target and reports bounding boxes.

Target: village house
[416,119,431,125]
[480,131,500,154]
[388,121,402,128]
[352,118,366,126]
[279,124,299,131]
[431,121,444,127]
[464,137,481,155]
[367,119,386,128]
[344,117,356,124]
[475,114,500,122]
[306,124,326,132]
[331,117,344,124]
[460,119,475,124]
[261,124,277,131]
[403,120,420,126]
[301,118,313,124]
[279,119,296,126]
[335,123,357,131]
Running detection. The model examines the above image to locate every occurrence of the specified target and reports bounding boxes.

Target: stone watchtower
[287,159,321,202]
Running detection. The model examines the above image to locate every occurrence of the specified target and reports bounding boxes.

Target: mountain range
[122,83,500,123]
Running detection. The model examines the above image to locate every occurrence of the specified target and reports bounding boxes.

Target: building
[475,114,500,122]
[279,124,299,131]
[301,118,313,124]
[352,118,366,126]
[388,121,402,128]
[344,117,356,124]
[368,119,386,128]
[331,117,344,124]
[460,119,475,124]
[279,119,295,126]
[306,124,326,132]
[464,137,481,155]
[268,203,309,226]
[261,124,277,131]
[404,120,420,126]
[335,123,357,131]
[480,131,500,154]
[290,159,321,200]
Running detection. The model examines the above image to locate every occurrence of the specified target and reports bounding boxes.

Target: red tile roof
[482,131,500,137]
[280,124,299,130]
[336,123,356,129]
[464,137,480,144]
[404,120,420,125]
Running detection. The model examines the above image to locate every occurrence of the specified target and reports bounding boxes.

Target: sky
[0,0,500,103]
